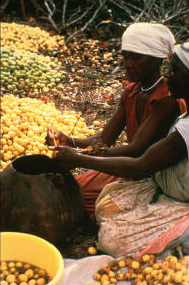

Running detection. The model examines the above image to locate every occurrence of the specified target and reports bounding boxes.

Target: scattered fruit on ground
[90,254,189,285]
[87,246,97,255]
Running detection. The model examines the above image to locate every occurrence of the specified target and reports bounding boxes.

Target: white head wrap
[121,22,175,58]
[174,42,189,70]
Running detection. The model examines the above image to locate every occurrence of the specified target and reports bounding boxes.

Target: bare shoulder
[155,96,179,109]
[166,131,187,160]
[152,97,180,117]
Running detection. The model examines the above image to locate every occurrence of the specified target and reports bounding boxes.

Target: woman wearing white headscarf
[52,42,189,258]
[121,22,176,58]
[47,23,186,223]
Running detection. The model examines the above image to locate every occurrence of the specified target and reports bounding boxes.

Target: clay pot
[0,155,85,245]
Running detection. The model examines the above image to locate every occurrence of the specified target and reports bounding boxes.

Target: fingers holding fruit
[77,144,108,156]
[45,128,56,146]
[45,129,68,147]
[49,145,79,170]
[91,143,108,156]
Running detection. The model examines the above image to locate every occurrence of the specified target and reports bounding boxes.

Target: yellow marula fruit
[93,273,101,281]
[117,260,126,268]
[1,22,66,53]
[173,271,183,284]
[108,271,115,278]
[101,265,110,273]
[151,269,159,278]
[142,254,150,263]
[154,272,163,281]
[87,247,97,255]
[175,262,182,271]
[116,272,124,281]
[1,95,95,169]
[124,272,131,280]
[1,138,7,145]
[180,265,186,274]
[100,274,109,282]
[142,267,153,276]
[131,261,140,270]
[165,255,178,263]
[145,274,151,281]
[153,263,161,270]
[162,275,171,284]
[93,120,100,126]
[109,277,117,284]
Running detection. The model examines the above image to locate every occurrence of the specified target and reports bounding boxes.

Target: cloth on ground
[62,255,118,285]
[62,249,177,285]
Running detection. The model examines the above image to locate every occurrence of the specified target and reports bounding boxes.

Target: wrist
[69,136,76,148]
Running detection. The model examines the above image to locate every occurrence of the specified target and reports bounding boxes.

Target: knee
[97,223,118,256]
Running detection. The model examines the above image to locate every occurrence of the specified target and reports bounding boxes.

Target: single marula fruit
[87,246,97,255]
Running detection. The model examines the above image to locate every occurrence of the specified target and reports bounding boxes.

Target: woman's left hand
[49,145,79,170]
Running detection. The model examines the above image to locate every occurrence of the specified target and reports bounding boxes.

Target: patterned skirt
[95,179,189,259]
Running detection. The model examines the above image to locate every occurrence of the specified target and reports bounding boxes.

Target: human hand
[49,145,79,170]
[45,128,68,146]
[80,143,107,156]
[91,143,108,155]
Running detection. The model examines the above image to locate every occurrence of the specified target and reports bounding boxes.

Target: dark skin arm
[52,130,187,180]
[96,93,126,147]
[46,95,182,160]
[105,97,181,157]
[45,92,126,148]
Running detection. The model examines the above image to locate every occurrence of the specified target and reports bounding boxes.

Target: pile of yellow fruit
[0,47,66,97]
[90,254,189,285]
[1,22,67,53]
[0,94,96,170]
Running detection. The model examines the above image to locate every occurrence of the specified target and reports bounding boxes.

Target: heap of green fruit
[0,47,66,97]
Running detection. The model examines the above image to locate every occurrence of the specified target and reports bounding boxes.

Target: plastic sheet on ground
[62,255,131,285]
[62,249,177,285]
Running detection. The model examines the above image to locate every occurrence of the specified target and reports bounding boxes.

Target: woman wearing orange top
[51,42,189,258]
[46,23,186,221]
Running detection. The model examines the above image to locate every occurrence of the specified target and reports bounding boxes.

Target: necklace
[141,76,163,93]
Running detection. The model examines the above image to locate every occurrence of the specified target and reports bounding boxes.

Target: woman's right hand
[45,129,68,146]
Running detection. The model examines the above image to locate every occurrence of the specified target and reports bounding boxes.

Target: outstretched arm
[46,92,126,148]
[53,130,187,179]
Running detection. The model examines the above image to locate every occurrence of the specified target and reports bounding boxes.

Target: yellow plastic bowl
[0,232,64,285]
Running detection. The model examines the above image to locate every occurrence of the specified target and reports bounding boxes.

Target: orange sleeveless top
[124,81,186,143]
